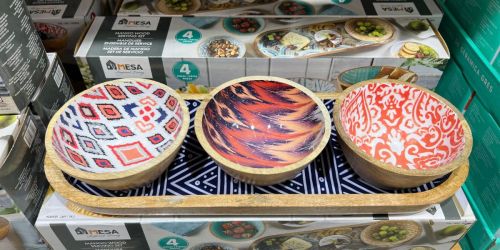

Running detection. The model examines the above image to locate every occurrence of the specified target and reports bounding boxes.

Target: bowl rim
[208,221,266,241]
[45,78,190,181]
[333,79,473,177]
[336,65,418,87]
[195,76,332,175]
[222,17,266,35]
[197,35,247,58]
[360,220,422,246]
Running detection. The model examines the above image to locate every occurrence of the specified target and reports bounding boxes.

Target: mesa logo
[27,5,66,18]
[112,17,160,31]
[373,2,419,15]
[100,57,153,79]
[74,227,120,235]
[67,225,131,241]
[117,18,152,26]
[106,60,144,71]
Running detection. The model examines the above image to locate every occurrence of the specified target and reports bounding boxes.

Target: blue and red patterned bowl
[45,79,189,190]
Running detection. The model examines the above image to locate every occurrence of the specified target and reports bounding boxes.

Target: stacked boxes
[436,4,500,250]
[75,15,450,92]
[445,0,500,69]
[26,0,102,64]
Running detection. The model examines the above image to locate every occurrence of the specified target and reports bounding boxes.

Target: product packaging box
[0,0,50,115]
[76,16,449,93]
[35,189,475,250]
[439,6,500,122]
[445,0,500,69]
[0,189,49,249]
[460,97,500,249]
[31,53,75,125]
[26,0,102,64]
[435,58,474,113]
[117,0,444,26]
[0,109,48,225]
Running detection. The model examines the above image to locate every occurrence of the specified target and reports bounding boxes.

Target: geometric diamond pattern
[76,135,104,155]
[97,104,122,120]
[109,141,153,166]
[52,80,184,172]
[165,118,179,134]
[115,126,135,137]
[165,95,178,111]
[67,100,448,197]
[85,121,116,140]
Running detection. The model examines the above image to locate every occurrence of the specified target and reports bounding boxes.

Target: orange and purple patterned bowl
[195,76,331,186]
[333,79,472,188]
[45,79,189,190]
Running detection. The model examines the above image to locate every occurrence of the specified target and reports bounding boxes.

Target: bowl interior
[202,80,326,169]
[51,80,185,173]
[340,82,466,170]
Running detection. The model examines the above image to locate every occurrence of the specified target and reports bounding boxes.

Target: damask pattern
[340,82,465,170]
[66,100,448,195]
[51,80,184,173]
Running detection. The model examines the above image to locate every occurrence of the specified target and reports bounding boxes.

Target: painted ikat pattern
[202,80,326,168]
[66,100,448,195]
[51,80,184,172]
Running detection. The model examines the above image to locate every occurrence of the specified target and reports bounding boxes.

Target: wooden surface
[45,151,469,216]
[332,79,473,189]
[45,78,191,190]
[253,20,395,58]
[193,76,332,185]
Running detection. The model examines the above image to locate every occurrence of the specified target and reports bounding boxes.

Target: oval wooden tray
[254,20,395,58]
[45,93,468,216]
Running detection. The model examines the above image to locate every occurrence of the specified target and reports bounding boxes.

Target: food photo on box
[75,15,449,93]
[0,0,497,249]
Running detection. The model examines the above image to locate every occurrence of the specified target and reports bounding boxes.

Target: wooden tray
[155,0,279,15]
[45,94,468,216]
[254,20,395,58]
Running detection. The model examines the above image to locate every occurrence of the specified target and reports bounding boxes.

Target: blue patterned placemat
[65,100,448,197]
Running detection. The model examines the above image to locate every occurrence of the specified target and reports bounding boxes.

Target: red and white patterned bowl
[333,79,472,188]
[45,79,189,190]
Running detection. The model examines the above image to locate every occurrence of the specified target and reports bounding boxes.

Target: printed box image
[76,16,449,93]
[117,0,444,27]
[35,190,475,250]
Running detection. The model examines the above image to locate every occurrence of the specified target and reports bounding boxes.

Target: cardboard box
[0,109,48,225]
[461,97,500,249]
[36,189,474,250]
[26,0,102,64]
[439,6,500,123]
[31,53,75,125]
[117,0,444,26]
[75,16,449,92]
[0,0,50,115]
[435,58,474,113]
[0,190,49,249]
[445,0,500,67]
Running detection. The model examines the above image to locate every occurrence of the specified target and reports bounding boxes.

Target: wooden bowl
[0,217,9,239]
[344,19,395,43]
[361,220,422,247]
[155,0,201,15]
[333,79,472,188]
[195,76,331,186]
[45,78,189,190]
[33,22,69,52]
[337,66,418,90]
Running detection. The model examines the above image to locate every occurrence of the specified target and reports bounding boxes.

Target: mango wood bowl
[333,79,472,188]
[361,220,422,247]
[195,76,331,186]
[45,78,189,190]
